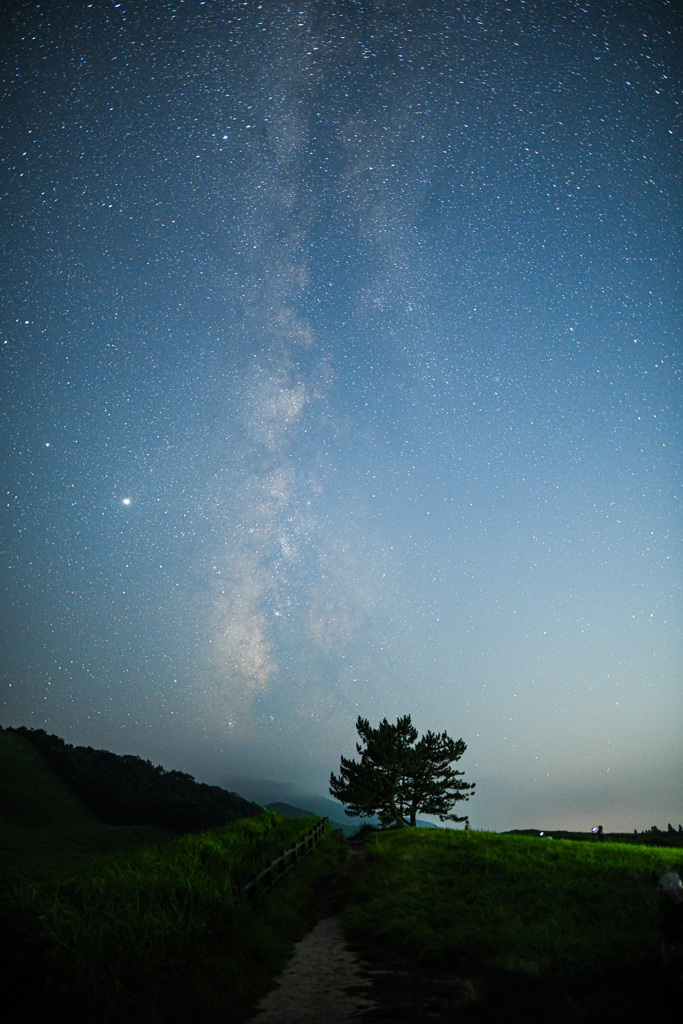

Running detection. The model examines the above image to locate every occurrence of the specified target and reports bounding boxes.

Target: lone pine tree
[330,714,475,828]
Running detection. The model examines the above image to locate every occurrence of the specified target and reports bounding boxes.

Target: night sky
[2,0,680,832]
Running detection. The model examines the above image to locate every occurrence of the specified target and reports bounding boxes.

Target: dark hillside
[0,728,171,879]
[265,801,320,819]
[10,726,261,835]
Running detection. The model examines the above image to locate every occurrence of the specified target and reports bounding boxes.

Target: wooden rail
[241,817,329,904]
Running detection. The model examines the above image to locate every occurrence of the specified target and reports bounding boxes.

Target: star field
[1,0,680,830]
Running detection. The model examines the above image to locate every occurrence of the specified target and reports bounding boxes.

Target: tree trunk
[389,794,407,827]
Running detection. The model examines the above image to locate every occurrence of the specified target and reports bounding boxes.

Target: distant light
[122,497,132,506]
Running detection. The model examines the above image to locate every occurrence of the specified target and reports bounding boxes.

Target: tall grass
[2,814,346,1023]
[344,829,681,1022]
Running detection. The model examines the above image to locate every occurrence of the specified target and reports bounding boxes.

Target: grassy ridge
[10,725,261,832]
[0,728,173,879]
[345,828,681,1022]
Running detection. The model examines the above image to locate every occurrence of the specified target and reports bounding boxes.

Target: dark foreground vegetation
[2,814,345,1023]
[0,727,345,1022]
[2,726,680,1023]
[0,727,173,881]
[344,827,682,1022]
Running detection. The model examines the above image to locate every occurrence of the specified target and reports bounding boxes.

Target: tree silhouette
[11,727,260,833]
[330,715,475,828]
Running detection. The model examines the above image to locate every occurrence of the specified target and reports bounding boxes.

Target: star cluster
[1,0,680,829]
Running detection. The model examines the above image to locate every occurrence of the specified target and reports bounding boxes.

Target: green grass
[2,813,346,1023]
[0,726,347,1022]
[7,726,677,1022]
[344,828,681,1022]
[0,728,172,879]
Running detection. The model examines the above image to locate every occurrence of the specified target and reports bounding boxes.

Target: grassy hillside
[1,812,345,1023]
[10,725,261,833]
[344,828,682,1022]
[0,727,172,880]
[4,729,679,1021]
[0,727,346,1022]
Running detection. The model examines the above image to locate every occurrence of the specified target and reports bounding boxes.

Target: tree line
[11,726,261,834]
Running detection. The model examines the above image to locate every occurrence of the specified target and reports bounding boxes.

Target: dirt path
[247,840,377,1024]
[247,913,375,1024]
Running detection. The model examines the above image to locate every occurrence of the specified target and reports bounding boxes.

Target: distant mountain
[226,777,439,831]
[223,776,377,832]
[265,801,316,818]
[264,801,362,836]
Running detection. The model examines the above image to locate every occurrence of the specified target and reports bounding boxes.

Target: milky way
[1,0,680,830]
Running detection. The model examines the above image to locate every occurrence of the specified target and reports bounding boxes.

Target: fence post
[239,817,330,905]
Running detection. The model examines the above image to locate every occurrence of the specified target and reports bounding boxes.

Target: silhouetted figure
[596,824,604,841]
[656,871,683,1012]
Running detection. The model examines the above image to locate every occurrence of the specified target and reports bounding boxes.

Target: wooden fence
[241,817,329,903]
